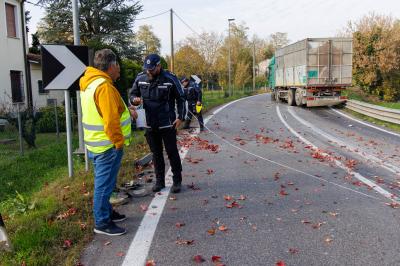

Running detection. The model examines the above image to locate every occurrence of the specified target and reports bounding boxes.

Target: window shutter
[5,3,17,38]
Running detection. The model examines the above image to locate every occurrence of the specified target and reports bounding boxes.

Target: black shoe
[152,182,165,192]
[94,222,126,236]
[171,183,181,194]
[111,210,127,223]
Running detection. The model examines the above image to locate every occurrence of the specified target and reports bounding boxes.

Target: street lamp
[228,18,235,97]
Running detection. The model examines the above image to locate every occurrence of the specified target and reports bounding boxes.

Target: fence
[345,100,400,125]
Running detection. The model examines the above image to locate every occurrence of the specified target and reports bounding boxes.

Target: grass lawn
[0,90,260,266]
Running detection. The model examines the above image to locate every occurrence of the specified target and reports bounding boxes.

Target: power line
[136,9,170,21]
[173,10,201,37]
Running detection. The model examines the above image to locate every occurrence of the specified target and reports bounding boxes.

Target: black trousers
[184,102,204,129]
[145,127,182,184]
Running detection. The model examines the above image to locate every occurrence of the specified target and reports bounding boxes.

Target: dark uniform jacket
[130,69,186,129]
[183,82,202,103]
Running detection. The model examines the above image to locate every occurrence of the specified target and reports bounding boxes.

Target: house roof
[27,53,41,64]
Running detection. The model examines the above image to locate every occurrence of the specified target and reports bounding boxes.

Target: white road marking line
[287,106,400,174]
[277,105,399,202]
[329,107,400,138]
[122,94,260,266]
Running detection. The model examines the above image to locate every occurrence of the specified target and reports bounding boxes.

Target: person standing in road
[130,54,186,194]
[181,77,204,131]
[80,49,137,236]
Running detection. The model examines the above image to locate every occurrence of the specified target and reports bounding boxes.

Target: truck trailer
[268,38,352,107]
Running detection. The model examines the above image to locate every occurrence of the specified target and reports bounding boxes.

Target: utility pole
[228,18,235,97]
[252,41,256,92]
[170,9,174,72]
[72,0,89,172]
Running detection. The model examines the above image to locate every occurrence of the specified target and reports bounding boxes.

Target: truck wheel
[287,88,295,106]
[295,89,303,106]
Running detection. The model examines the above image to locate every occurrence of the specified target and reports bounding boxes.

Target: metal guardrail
[346,100,400,125]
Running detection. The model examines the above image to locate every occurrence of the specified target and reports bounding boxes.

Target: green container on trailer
[268,56,276,89]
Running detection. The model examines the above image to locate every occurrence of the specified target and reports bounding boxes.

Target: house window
[5,3,17,38]
[47,99,57,106]
[38,80,47,94]
[10,71,24,103]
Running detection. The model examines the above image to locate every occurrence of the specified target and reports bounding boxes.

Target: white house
[0,0,63,111]
[28,53,64,108]
[257,59,271,77]
[0,0,28,109]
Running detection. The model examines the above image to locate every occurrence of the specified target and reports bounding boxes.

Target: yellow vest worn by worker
[80,78,131,153]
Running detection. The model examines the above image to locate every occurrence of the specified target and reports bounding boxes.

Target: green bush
[36,106,66,133]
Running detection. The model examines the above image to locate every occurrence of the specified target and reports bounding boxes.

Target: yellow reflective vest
[80,78,131,153]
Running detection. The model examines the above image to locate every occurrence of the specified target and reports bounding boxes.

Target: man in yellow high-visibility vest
[80,49,137,236]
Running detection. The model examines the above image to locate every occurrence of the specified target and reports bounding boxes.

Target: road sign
[41,45,88,91]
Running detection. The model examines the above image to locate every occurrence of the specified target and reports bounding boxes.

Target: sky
[26,0,400,56]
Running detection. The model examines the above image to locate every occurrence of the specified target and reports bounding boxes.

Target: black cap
[143,54,161,70]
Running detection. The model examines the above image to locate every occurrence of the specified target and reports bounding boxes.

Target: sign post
[41,45,88,177]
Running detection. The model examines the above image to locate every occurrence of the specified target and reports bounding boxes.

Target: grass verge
[0,131,148,266]
[342,108,400,133]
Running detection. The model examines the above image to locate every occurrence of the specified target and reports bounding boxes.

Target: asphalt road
[81,93,400,266]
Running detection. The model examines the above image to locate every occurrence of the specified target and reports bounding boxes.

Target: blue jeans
[88,147,123,227]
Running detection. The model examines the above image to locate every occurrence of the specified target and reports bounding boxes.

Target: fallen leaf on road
[193,255,206,263]
[238,195,247,200]
[312,222,324,229]
[207,228,216,235]
[175,239,194,245]
[289,248,299,254]
[301,219,312,224]
[207,169,214,175]
[175,222,185,228]
[212,256,222,262]
[145,260,156,266]
[116,252,125,257]
[386,202,400,209]
[104,241,111,246]
[140,204,148,212]
[218,225,228,232]
[224,195,233,201]
[169,196,177,201]
[276,261,286,266]
[274,172,280,181]
[324,236,334,244]
[279,189,289,196]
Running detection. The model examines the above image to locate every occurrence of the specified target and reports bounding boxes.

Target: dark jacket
[129,69,186,129]
[183,81,202,103]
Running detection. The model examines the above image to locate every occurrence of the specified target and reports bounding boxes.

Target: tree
[136,25,161,56]
[182,32,223,89]
[214,22,253,89]
[345,13,400,101]
[268,32,289,50]
[25,10,31,33]
[37,0,142,58]
[174,45,206,79]
[29,32,41,54]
